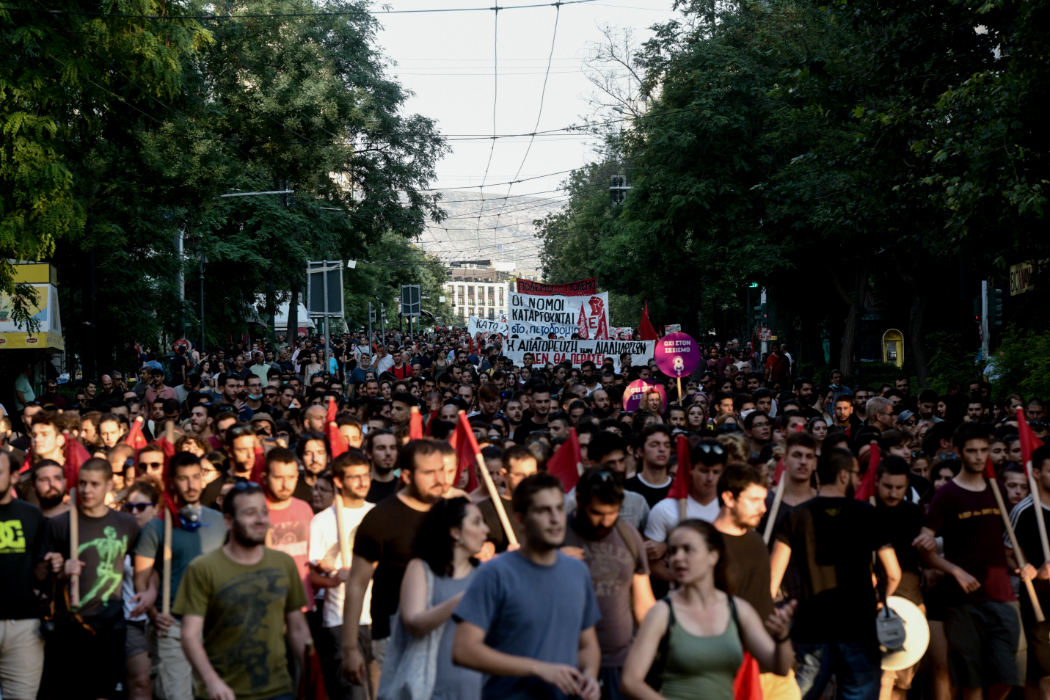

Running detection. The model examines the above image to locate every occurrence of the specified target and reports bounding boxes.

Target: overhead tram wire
[5,0,603,20]
[489,0,561,247]
[474,4,500,255]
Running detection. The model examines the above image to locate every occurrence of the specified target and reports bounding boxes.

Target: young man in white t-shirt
[644,438,727,585]
[309,450,375,700]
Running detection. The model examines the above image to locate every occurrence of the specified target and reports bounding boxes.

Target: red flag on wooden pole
[1019,408,1045,472]
[547,428,583,492]
[327,421,349,459]
[449,417,480,493]
[854,441,880,501]
[125,416,149,451]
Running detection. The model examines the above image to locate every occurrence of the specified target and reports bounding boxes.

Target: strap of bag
[615,518,641,570]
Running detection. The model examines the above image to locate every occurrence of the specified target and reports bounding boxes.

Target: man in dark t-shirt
[0,452,52,700]
[916,423,1028,696]
[772,448,898,700]
[714,462,796,699]
[340,440,447,686]
[43,458,140,700]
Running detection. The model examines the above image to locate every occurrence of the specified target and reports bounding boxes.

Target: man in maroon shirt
[914,422,1034,700]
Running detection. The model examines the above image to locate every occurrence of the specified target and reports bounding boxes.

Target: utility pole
[981,279,990,361]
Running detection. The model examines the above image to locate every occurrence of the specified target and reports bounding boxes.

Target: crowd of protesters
[1,327,1049,700]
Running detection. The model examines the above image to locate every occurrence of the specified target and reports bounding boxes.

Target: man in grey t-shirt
[453,472,602,700]
[134,453,227,700]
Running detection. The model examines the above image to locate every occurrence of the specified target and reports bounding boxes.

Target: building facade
[444,260,515,324]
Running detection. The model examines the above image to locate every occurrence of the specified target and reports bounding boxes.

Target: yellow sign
[1010,260,1035,297]
[882,328,904,368]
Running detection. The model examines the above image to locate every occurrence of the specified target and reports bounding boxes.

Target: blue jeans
[794,642,881,700]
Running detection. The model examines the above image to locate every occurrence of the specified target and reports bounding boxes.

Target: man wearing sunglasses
[134,452,226,700]
[644,438,728,553]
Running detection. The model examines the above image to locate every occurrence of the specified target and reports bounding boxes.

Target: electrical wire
[489,0,560,254]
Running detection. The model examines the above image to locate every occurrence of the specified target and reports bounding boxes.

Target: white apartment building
[444,260,513,324]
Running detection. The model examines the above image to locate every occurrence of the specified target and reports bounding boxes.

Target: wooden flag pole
[69,487,80,609]
[162,421,175,615]
[678,498,687,523]
[676,377,683,406]
[989,477,1045,621]
[333,422,352,567]
[762,476,786,545]
[460,411,517,547]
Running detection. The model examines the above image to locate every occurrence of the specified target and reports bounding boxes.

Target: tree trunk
[909,286,930,388]
[830,263,870,381]
[287,279,299,344]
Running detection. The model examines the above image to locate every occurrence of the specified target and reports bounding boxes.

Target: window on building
[499,287,504,306]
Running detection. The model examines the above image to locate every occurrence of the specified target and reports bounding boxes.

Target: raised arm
[400,558,464,637]
[769,540,792,598]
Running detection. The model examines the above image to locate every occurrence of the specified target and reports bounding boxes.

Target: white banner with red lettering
[509,278,610,339]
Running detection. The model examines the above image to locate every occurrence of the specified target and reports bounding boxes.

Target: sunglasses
[694,443,726,455]
[140,461,164,469]
[230,480,263,494]
[122,502,156,513]
[900,419,918,426]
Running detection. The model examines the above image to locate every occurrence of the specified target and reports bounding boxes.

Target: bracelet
[772,632,791,644]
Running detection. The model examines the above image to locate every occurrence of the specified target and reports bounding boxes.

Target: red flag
[855,441,880,501]
[326,397,338,426]
[409,406,424,440]
[125,417,148,451]
[772,457,785,486]
[985,456,998,481]
[667,434,691,500]
[327,422,348,459]
[297,642,329,700]
[733,652,762,700]
[547,428,583,492]
[19,448,32,474]
[1018,408,1045,475]
[576,304,591,340]
[449,415,480,493]
[639,301,658,341]
[424,412,434,437]
[63,437,92,506]
[249,445,266,484]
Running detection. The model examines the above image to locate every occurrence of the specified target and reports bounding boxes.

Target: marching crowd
[1,328,1050,700]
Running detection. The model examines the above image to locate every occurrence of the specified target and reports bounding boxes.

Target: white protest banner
[503,337,654,368]
[664,324,682,334]
[509,278,610,339]
[468,315,508,337]
[610,327,635,340]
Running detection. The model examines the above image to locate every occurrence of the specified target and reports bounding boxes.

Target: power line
[2,0,601,20]
[474,5,500,249]
[490,0,561,250]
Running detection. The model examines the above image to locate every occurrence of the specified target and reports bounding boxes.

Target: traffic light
[369,302,376,324]
[992,287,1005,328]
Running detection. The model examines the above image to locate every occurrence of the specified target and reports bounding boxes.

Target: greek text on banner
[503,338,654,368]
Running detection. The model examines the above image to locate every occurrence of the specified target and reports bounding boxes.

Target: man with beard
[714,463,799,700]
[771,448,900,700]
[512,384,554,444]
[562,468,654,698]
[134,452,227,700]
[341,440,447,684]
[31,458,69,517]
[364,430,399,504]
[479,445,536,555]
[309,450,375,700]
[590,389,618,421]
[503,397,524,436]
[175,482,310,700]
[264,448,315,611]
[452,472,602,700]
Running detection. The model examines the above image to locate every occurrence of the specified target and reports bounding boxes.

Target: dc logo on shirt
[0,520,27,553]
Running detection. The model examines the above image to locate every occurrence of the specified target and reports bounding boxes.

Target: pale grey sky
[373,0,681,266]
